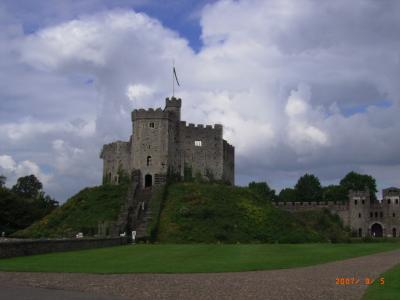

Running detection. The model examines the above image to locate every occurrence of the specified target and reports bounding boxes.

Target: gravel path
[1,249,399,300]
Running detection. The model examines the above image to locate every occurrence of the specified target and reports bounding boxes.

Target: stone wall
[273,201,350,227]
[180,122,224,181]
[131,108,172,187]
[222,140,235,184]
[101,96,235,186]
[0,237,129,259]
[274,188,400,237]
[100,141,131,184]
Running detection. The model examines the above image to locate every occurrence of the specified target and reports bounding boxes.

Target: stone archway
[371,223,383,237]
[145,174,152,188]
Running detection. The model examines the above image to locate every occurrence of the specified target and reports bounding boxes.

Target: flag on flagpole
[173,67,180,86]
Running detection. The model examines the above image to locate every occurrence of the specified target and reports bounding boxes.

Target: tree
[339,171,377,201]
[295,173,322,202]
[12,174,43,199]
[322,185,347,202]
[248,181,276,201]
[0,175,6,188]
[278,188,296,202]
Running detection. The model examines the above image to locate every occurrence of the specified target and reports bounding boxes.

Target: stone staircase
[102,178,155,241]
[131,188,153,241]
[107,181,138,237]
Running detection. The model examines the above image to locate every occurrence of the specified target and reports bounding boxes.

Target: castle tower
[348,190,370,237]
[101,95,235,188]
[130,107,171,187]
[164,97,181,121]
[382,188,400,237]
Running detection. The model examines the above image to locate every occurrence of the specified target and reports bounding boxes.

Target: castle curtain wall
[100,141,131,184]
[180,122,224,181]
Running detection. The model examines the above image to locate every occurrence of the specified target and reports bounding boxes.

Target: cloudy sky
[1,0,400,201]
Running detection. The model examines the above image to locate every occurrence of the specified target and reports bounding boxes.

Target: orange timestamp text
[335,277,384,285]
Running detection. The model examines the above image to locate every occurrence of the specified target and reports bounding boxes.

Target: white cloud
[2,1,400,200]
[0,155,16,171]
[0,154,52,187]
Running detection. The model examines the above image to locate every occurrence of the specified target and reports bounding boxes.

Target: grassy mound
[293,209,351,243]
[157,182,349,243]
[14,184,128,238]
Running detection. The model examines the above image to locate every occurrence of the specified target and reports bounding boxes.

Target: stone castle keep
[274,187,400,238]
[100,97,235,187]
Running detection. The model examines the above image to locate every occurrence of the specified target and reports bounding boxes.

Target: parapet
[131,107,170,121]
[273,201,348,211]
[165,97,182,108]
[223,140,234,150]
[348,189,370,199]
[180,121,223,134]
[383,187,400,197]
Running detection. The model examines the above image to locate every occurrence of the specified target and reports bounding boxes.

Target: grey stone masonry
[100,97,235,187]
[273,187,400,238]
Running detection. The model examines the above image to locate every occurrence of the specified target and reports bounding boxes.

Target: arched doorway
[371,223,383,237]
[393,228,397,238]
[145,174,152,188]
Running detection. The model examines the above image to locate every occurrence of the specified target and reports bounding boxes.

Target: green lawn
[1,243,400,274]
[363,263,400,300]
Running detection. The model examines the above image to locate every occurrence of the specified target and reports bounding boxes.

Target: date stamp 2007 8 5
[335,277,384,285]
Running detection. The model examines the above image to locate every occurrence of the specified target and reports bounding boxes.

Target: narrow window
[362,200,365,205]
[194,140,202,147]
[375,212,378,218]
[358,228,362,237]
[149,122,155,128]
[354,199,358,205]
[370,212,373,218]
[380,212,383,218]
[146,156,152,166]
[393,213,396,218]
[396,199,399,204]
[358,213,361,218]
[388,199,391,204]
[393,228,397,237]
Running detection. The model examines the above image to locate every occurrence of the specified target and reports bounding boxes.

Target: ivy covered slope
[14,184,128,238]
[157,182,350,243]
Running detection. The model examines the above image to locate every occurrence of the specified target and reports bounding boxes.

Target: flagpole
[172,59,175,98]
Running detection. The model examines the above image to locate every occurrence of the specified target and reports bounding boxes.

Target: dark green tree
[0,175,6,188]
[322,185,347,202]
[278,188,296,202]
[12,174,43,198]
[248,181,276,201]
[0,188,58,235]
[295,173,322,202]
[339,171,377,201]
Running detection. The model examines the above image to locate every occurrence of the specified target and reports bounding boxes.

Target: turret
[164,97,181,120]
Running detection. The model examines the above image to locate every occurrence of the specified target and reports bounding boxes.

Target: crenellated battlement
[223,140,234,150]
[165,97,182,107]
[349,190,370,198]
[131,107,172,121]
[383,187,400,198]
[180,121,223,132]
[273,201,348,211]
